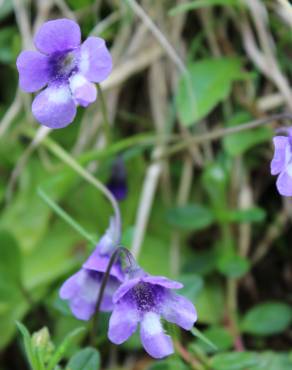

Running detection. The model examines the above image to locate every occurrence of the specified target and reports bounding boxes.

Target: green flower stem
[39,136,122,241]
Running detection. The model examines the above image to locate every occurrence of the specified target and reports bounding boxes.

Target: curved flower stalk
[271,128,292,196]
[60,217,123,320]
[16,18,112,129]
[108,267,197,359]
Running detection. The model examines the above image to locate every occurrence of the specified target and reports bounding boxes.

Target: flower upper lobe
[108,274,197,359]
[16,18,112,129]
[271,136,292,196]
[59,218,123,321]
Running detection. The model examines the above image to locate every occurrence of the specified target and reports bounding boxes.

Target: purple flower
[16,19,112,129]
[271,134,292,196]
[107,156,128,201]
[60,218,123,320]
[108,271,197,359]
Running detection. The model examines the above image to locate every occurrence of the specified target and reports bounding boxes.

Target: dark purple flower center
[48,49,78,82]
[130,282,165,312]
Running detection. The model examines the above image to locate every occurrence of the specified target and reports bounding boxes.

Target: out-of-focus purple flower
[60,218,123,321]
[107,157,128,201]
[271,134,292,196]
[16,18,112,129]
[108,270,197,359]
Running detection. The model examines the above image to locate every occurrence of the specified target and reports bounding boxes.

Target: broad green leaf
[166,204,214,231]
[169,0,240,15]
[223,112,272,156]
[0,300,28,349]
[147,359,188,370]
[176,58,243,126]
[23,221,81,290]
[139,234,170,276]
[217,253,250,278]
[223,207,266,223]
[67,347,100,370]
[0,229,21,282]
[211,352,259,370]
[202,158,231,215]
[183,249,218,276]
[195,281,225,324]
[253,352,292,370]
[178,274,204,302]
[0,230,22,302]
[241,302,292,336]
[193,326,233,353]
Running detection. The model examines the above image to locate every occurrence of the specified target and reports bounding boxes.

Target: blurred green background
[0,0,292,369]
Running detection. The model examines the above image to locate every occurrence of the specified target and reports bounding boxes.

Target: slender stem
[97,83,112,144]
[42,137,122,242]
[226,278,244,351]
[157,112,292,160]
[90,246,135,345]
[38,187,97,245]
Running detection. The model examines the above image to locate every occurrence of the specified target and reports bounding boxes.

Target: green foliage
[191,327,218,351]
[0,229,22,288]
[176,58,243,126]
[147,359,188,370]
[1,1,291,368]
[217,253,250,278]
[241,302,292,336]
[178,274,204,302]
[166,204,214,231]
[210,352,259,370]
[67,348,100,370]
[223,112,273,156]
[195,281,225,324]
[193,326,233,353]
[17,322,86,370]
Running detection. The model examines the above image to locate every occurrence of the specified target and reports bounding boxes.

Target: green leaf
[241,302,292,336]
[169,0,240,15]
[217,253,250,278]
[147,359,188,370]
[193,326,233,353]
[211,352,259,370]
[191,327,218,351]
[139,234,170,276]
[0,229,21,282]
[0,230,22,303]
[16,322,38,370]
[176,58,243,126]
[223,207,266,223]
[183,249,218,276]
[179,274,204,303]
[196,281,225,324]
[166,204,214,231]
[47,327,85,370]
[67,347,100,370]
[223,112,273,156]
[253,352,292,370]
